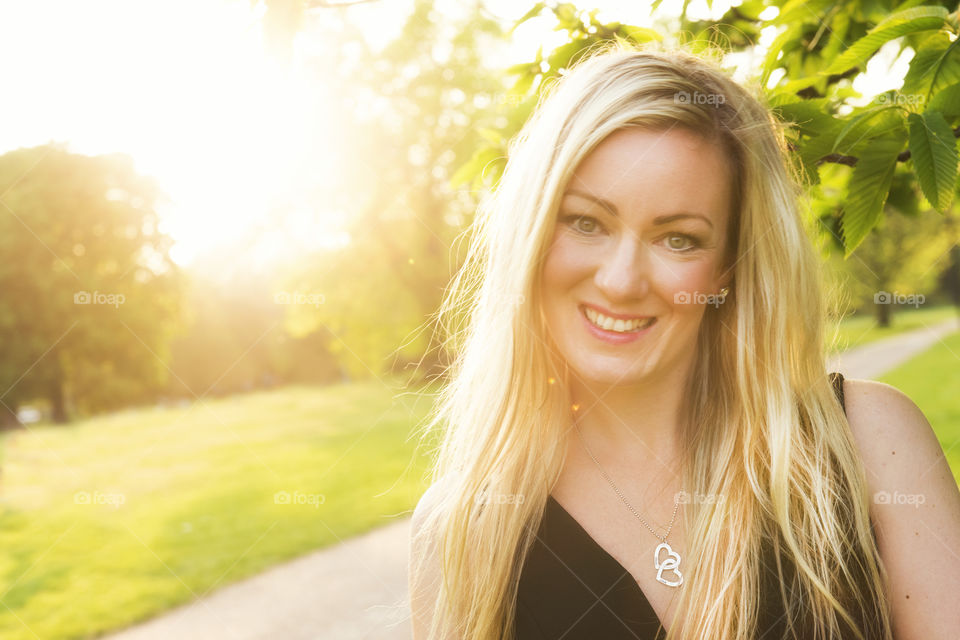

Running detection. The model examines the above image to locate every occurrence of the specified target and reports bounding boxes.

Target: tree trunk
[945,245,960,306]
[48,355,68,424]
[943,212,960,320]
[876,299,891,328]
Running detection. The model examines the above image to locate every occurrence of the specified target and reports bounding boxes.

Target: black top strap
[829,371,846,414]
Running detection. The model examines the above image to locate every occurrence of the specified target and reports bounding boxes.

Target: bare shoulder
[841,379,951,493]
[411,475,457,546]
[411,478,447,532]
[841,377,960,640]
[409,477,452,640]
[841,378,942,478]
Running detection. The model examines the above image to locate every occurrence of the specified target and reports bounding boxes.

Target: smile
[581,305,656,333]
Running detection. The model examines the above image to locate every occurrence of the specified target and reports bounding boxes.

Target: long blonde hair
[411,39,892,640]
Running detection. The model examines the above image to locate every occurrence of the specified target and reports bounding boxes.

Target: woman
[409,41,960,640]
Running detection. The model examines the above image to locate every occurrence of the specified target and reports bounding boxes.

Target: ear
[715,269,733,292]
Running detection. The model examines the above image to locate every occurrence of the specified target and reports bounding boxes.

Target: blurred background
[0,0,958,638]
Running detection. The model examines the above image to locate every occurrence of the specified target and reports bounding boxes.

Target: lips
[580,302,653,321]
[581,304,656,333]
[578,305,657,344]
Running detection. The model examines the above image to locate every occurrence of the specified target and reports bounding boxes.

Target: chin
[569,353,654,386]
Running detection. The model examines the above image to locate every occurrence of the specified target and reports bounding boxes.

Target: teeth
[584,307,654,332]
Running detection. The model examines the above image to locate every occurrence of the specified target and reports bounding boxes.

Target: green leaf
[901,33,960,102]
[831,104,903,154]
[506,61,537,76]
[768,74,825,99]
[895,0,940,12]
[553,3,580,30]
[547,39,594,71]
[823,6,949,76]
[476,128,504,146]
[771,99,833,137]
[928,82,960,117]
[841,135,903,256]
[908,111,958,212]
[450,146,504,190]
[510,2,547,35]
[773,0,833,26]
[797,130,844,186]
[819,10,851,62]
[618,24,663,43]
[509,71,535,97]
[761,23,801,85]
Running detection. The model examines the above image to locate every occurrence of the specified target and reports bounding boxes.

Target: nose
[594,234,651,301]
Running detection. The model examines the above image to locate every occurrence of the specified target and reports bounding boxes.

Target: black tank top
[514,372,876,639]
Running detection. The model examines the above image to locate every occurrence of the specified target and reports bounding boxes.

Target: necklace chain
[573,419,686,588]
[573,420,681,543]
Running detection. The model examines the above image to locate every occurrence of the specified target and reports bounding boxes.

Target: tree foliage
[0,145,182,423]
[454,1,960,257]
[275,0,512,380]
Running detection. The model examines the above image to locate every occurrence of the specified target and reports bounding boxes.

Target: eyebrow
[563,189,715,230]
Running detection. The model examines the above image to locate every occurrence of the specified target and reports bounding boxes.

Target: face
[539,126,734,387]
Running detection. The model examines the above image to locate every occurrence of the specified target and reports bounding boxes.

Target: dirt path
[104,317,959,640]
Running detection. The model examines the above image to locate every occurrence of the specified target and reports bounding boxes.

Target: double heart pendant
[654,541,683,587]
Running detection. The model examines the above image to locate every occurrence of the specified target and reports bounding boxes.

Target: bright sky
[0,0,896,266]
[1,0,345,266]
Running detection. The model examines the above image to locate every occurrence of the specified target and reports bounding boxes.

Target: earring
[718,286,730,301]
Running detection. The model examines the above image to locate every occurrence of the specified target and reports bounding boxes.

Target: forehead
[564,127,734,224]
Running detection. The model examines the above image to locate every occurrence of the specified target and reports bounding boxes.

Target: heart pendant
[654,542,683,587]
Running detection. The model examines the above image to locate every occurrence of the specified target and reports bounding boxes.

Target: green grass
[0,378,440,640]
[826,304,959,353]
[878,330,960,486]
[1,308,957,640]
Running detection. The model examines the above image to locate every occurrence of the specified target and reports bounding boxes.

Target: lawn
[0,309,957,640]
[0,377,440,640]
[878,329,960,485]
[826,304,958,353]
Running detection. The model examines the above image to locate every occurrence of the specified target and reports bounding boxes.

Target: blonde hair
[411,39,892,640]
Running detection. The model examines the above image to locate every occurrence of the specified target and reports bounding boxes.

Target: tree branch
[795,67,860,99]
[786,126,960,166]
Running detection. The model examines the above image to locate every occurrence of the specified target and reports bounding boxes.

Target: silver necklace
[574,421,685,588]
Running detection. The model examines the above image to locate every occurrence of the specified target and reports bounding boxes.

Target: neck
[566,359,692,477]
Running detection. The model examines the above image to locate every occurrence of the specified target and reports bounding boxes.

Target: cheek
[654,260,719,307]
[541,236,590,291]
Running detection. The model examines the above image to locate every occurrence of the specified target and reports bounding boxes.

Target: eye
[560,214,604,235]
[664,233,701,252]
